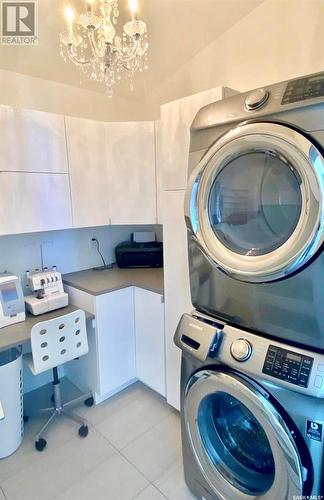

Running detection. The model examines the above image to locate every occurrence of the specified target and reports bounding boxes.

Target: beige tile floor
[0,380,197,500]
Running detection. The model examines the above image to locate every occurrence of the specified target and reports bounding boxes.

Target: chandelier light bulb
[86,0,95,12]
[129,0,138,15]
[64,5,75,23]
[64,5,75,35]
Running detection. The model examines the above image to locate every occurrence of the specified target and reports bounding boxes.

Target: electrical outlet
[41,240,54,247]
[90,238,98,249]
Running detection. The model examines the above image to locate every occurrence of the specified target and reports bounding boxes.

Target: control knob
[230,339,253,362]
[245,88,269,111]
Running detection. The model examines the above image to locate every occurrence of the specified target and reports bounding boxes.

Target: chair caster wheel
[84,397,94,407]
[79,425,88,438]
[35,438,47,452]
[23,415,29,423]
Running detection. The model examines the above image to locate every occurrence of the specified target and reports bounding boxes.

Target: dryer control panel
[262,345,313,388]
[282,72,324,104]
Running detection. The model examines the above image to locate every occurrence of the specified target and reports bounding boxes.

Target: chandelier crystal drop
[60,0,148,97]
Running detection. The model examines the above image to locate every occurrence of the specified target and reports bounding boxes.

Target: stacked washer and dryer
[174,72,324,499]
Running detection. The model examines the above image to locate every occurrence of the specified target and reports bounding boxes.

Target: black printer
[115,237,163,268]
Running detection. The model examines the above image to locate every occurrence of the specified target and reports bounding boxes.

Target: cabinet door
[159,87,224,190]
[65,116,110,228]
[0,172,72,235]
[106,122,156,224]
[0,106,68,173]
[95,288,136,397]
[160,190,193,410]
[134,287,165,396]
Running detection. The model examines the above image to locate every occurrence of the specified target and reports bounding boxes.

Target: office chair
[25,309,93,451]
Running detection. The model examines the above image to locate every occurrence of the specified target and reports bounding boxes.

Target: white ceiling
[0,0,264,101]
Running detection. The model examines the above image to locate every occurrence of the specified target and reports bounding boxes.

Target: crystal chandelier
[60,0,148,96]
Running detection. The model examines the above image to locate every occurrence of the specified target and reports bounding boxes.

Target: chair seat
[24,353,37,376]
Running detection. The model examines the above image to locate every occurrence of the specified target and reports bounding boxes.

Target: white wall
[0,224,162,296]
[151,0,324,106]
[0,69,150,122]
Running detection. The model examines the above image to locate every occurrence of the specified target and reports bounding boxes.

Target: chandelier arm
[67,44,92,65]
[89,29,106,59]
[113,38,145,63]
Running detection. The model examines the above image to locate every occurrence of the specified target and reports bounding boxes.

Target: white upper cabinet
[65,116,110,228]
[0,172,72,235]
[0,106,68,173]
[106,121,157,224]
[158,87,225,190]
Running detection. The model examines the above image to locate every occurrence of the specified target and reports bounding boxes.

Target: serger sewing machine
[24,267,68,316]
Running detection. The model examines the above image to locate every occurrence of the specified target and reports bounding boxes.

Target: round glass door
[185,122,324,282]
[198,391,275,495]
[184,370,304,499]
[208,151,302,257]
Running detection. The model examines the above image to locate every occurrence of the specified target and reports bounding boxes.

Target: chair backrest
[30,309,88,374]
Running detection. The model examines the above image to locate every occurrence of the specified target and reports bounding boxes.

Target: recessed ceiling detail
[0,0,264,102]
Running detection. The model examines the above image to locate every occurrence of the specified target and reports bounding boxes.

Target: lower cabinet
[65,285,165,403]
[134,287,165,396]
[95,287,136,398]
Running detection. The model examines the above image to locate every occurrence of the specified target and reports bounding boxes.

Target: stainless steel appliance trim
[185,122,324,282]
[174,313,222,362]
[184,370,304,499]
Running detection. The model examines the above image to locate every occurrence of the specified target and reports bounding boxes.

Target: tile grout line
[132,482,169,500]
[84,426,154,487]
[92,404,173,454]
[0,485,8,500]
[151,483,170,500]
[119,408,174,452]
[92,423,154,486]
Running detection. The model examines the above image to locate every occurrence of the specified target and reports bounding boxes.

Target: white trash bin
[0,347,23,458]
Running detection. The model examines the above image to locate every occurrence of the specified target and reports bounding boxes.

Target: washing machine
[174,312,324,499]
[185,72,324,352]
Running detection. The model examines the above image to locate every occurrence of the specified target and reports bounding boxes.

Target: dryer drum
[185,122,324,282]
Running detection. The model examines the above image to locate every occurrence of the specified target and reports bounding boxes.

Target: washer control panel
[262,345,314,388]
[230,339,252,362]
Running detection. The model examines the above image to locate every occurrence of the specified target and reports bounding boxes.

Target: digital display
[1,282,18,303]
[286,353,301,362]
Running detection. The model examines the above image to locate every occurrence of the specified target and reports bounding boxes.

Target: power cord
[91,238,108,269]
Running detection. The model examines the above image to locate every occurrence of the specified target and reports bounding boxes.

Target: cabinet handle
[0,400,5,421]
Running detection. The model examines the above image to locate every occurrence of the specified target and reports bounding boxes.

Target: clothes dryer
[186,72,324,351]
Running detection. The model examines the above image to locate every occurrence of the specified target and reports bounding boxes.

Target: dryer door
[185,122,324,282]
[184,369,307,499]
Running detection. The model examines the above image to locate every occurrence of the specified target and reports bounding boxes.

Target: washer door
[185,122,324,282]
[184,370,305,499]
